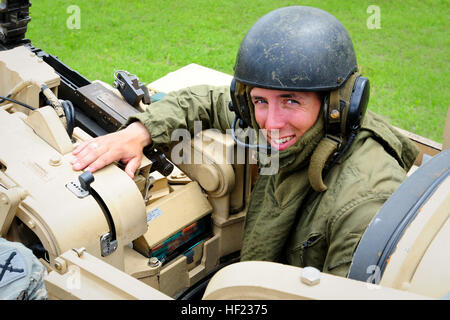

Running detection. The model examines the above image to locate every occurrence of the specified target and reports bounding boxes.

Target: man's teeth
[273,136,294,144]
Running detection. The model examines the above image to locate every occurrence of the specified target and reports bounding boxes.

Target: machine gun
[0,0,31,49]
[0,39,250,299]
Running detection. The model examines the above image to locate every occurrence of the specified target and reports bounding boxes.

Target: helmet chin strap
[307,71,363,192]
[307,126,359,192]
[308,135,340,192]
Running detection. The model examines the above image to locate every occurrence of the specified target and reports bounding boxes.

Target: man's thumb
[124,157,141,179]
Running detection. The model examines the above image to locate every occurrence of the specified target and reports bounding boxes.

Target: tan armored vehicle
[0,1,449,300]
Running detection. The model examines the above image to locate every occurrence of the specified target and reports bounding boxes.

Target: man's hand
[71,121,151,179]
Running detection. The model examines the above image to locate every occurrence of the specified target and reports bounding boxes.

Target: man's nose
[265,104,285,130]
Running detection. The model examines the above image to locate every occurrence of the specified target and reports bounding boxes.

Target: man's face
[251,87,321,151]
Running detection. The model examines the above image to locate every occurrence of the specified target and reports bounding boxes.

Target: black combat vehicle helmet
[230,6,370,192]
[233,5,358,91]
[229,5,369,139]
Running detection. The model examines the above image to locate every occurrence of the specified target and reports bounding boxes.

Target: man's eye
[286,99,300,105]
[253,99,267,105]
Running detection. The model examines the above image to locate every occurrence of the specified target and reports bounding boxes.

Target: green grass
[26,0,449,142]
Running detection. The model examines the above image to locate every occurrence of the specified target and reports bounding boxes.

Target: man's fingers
[124,156,142,179]
[84,153,114,174]
[72,139,93,156]
[72,142,106,171]
[71,139,99,167]
[70,130,146,175]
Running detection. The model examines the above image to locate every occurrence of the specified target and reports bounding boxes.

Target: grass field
[26,0,449,142]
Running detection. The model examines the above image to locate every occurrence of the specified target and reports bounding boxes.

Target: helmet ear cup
[325,73,370,139]
[228,78,238,113]
[229,78,252,128]
[345,76,370,135]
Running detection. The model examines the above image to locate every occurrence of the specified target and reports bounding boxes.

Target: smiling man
[71,6,419,277]
[251,88,321,151]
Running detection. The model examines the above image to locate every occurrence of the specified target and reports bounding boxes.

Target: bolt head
[148,257,160,268]
[301,266,321,286]
[49,154,62,166]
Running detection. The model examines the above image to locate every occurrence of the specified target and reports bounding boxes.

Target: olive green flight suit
[127,85,418,277]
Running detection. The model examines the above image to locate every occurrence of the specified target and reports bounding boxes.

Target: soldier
[0,238,48,300]
[71,6,418,277]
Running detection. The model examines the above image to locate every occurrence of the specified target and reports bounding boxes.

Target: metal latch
[66,171,94,198]
[66,172,118,257]
[100,232,118,257]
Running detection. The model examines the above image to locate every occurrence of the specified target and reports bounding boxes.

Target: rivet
[54,257,67,273]
[330,109,340,120]
[148,257,161,268]
[49,154,62,166]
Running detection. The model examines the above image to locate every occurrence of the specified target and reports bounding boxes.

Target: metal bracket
[66,172,118,257]
[65,171,94,198]
[65,180,89,198]
[0,187,27,236]
[100,232,118,257]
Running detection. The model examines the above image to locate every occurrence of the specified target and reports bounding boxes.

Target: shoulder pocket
[188,85,209,97]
